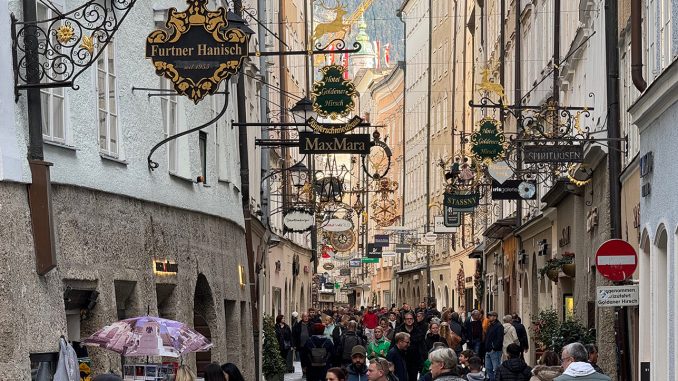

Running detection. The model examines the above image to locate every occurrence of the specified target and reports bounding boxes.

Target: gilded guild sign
[146,0,249,104]
[312,65,358,119]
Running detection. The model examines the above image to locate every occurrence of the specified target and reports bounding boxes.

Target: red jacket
[363,312,379,329]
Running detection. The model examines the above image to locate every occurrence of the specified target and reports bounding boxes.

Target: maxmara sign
[146,0,249,104]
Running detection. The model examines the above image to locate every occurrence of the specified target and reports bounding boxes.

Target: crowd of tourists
[274,303,609,381]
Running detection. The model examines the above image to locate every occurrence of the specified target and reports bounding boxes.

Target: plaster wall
[5,0,246,226]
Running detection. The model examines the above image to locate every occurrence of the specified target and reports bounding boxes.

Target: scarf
[563,362,596,377]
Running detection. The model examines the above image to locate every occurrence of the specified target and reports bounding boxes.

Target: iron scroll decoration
[11,0,138,99]
[362,131,392,179]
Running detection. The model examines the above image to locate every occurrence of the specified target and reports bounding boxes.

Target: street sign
[395,243,411,253]
[374,234,390,247]
[523,144,584,163]
[361,257,380,263]
[434,216,457,233]
[299,133,371,154]
[596,285,640,307]
[595,239,638,282]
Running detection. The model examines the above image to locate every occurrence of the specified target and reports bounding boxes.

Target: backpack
[341,333,363,361]
[310,339,329,367]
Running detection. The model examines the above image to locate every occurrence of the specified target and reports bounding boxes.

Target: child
[457,349,475,377]
[464,356,485,381]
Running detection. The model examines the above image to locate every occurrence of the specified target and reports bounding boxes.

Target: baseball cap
[351,345,367,357]
[487,311,498,317]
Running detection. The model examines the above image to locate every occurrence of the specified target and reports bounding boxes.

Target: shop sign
[444,207,462,227]
[491,180,537,200]
[471,118,506,163]
[322,263,335,271]
[311,64,358,119]
[322,218,353,232]
[283,209,315,232]
[330,230,356,252]
[419,232,437,246]
[307,116,363,134]
[153,260,178,275]
[299,133,371,154]
[146,0,250,104]
[361,257,380,263]
[374,234,390,247]
[596,285,639,307]
[395,243,411,253]
[382,252,397,257]
[487,161,513,184]
[434,216,457,233]
[348,259,362,267]
[366,243,383,258]
[444,192,480,211]
[523,144,584,163]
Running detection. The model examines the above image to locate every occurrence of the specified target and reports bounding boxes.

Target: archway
[639,229,651,370]
[300,284,305,313]
[654,226,668,379]
[194,274,217,377]
[444,286,449,310]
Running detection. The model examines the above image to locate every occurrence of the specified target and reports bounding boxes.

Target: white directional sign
[596,285,639,307]
[434,216,457,233]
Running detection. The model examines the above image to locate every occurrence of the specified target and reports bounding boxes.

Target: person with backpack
[339,321,365,366]
[304,323,334,381]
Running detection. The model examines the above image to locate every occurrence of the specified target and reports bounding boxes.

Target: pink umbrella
[83,316,213,357]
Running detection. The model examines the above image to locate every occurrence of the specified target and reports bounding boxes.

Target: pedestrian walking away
[495,344,532,381]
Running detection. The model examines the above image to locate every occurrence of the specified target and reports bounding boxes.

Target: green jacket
[367,337,390,359]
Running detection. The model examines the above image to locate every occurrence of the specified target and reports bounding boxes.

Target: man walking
[386,332,409,381]
[394,312,425,381]
[293,312,312,377]
[465,310,484,356]
[339,321,365,366]
[484,311,503,381]
[363,307,379,342]
[555,343,611,380]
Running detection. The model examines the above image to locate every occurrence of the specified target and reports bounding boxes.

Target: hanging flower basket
[562,263,576,277]
[546,268,560,282]
[539,256,574,282]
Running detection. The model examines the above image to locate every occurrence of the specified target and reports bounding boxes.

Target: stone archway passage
[194,274,217,377]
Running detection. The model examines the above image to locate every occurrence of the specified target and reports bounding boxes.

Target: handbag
[54,337,79,381]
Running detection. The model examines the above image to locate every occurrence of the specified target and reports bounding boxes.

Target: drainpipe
[631,0,647,91]
[397,9,406,273]
[425,0,433,303]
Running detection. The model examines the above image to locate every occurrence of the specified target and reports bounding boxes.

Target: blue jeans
[484,350,502,381]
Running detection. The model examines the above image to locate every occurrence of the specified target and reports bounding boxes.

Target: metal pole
[397,10,406,273]
[604,1,630,379]
[515,0,523,227]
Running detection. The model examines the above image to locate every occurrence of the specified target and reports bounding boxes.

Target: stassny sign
[523,144,584,163]
[299,133,371,154]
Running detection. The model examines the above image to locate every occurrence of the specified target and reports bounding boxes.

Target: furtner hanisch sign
[523,144,584,163]
[146,0,249,104]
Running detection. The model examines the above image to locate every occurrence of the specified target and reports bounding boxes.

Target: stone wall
[0,182,254,380]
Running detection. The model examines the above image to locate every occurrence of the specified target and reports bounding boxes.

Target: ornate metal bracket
[11,0,138,101]
[147,91,229,171]
[249,39,362,57]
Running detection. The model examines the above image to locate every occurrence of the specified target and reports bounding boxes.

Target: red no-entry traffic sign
[595,239,638,282]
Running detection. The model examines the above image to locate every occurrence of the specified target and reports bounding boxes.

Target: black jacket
[393,323,427,365]
[484,320,504,352]
[292,321,311,349]
[512,321,529,351]
[386,346,408,381]
[464,318,483,342]
[424,333,445,352]
[495,358,532,381]
[275,323,292,351]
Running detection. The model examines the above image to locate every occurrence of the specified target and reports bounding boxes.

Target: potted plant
[561,252,576,277]
[262,315,286,381]
[538,257,574,282]
[531,308,595,354]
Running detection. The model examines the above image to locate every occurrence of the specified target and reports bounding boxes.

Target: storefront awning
[469,241,485,258]
[482,217,517,239]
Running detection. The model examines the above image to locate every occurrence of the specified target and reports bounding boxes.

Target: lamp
[289,161,309,188]
[226,11,255,36]
[290,97,317,132]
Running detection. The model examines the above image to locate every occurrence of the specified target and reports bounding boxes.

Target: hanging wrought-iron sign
[322,218,354,232]
[491,180,537,200]
[443,192,480,211]
[444,207,462,227]
[283,208,315,233]
[329,230,356,252]
[146,0,250,104]
[299,133,371,154]
[312,64,357,119]
[487,161,514,184]
[363,132,393,179]
[523,144,584,163]
[307,116,363,134]
[471,117,506,163]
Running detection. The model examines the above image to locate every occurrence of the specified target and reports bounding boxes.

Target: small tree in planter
[263,314,286,381]
[531,308,595,355]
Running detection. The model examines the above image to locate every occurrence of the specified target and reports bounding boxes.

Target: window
[199,131,207,183]
[160,79,178,173]
[38,2,66,143]
[97,40,119,156]
[659,0,672,69]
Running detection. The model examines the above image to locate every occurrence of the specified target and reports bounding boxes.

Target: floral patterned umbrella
[83,316,212,357]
